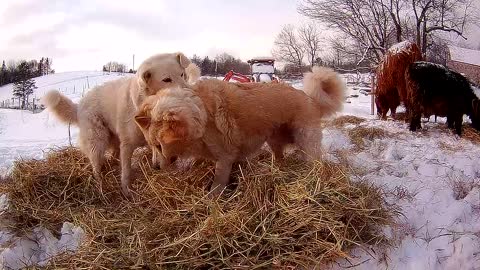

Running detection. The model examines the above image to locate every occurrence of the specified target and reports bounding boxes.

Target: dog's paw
[121,185,134,199]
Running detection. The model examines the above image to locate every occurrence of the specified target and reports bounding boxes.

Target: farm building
[447,45,480,85]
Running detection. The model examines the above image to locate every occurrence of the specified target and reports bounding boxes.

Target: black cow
[405,61,479,136]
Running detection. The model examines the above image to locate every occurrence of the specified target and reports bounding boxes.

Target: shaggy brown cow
[406,61,479,136]
[374,41,422,119]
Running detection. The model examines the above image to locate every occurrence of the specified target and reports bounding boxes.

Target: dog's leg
[110,135,121,160]
[90,147,106,179]
[267,139,285,160]
[294,126,323,160]
[209,158,234,197]
[79,128,108,180]
[120,143,136,197]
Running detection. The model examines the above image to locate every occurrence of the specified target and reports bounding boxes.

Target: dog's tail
[186,63,201,84]
[303,66,346,117]
[41,90,78,124]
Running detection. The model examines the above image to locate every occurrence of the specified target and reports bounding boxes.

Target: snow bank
[0,223,85,269]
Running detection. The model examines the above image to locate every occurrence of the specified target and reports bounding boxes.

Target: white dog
[42,52,201,196]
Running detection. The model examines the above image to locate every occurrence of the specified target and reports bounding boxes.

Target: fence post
[371,74,375,115]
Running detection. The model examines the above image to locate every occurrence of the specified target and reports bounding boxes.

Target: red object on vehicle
[223,70,252,83]
[223,57,280,83]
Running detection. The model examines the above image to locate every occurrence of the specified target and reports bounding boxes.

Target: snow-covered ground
[0,72,479,269]
[0,72,130,176]
[0,71,129,107]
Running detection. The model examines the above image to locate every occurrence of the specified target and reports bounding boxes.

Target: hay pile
[347,126,389,150]
[0,147,395,269]
[329,115,366,128]
[463,125,480,145]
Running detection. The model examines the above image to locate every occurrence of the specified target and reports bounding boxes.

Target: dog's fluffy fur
[41,52,201,196]
[135,66,346,196]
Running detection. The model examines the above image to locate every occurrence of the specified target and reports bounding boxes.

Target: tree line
[273,0,476,72]
[102,61,131,73]
[0,57,53,87]
[190,53,250,76]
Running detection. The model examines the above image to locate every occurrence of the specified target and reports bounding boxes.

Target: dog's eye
[162,78,172,83]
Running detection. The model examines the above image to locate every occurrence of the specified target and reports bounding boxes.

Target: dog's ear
[134,111,151,133]
[142,70,152,84]
[162,111,188,144]
[175,52,191,69]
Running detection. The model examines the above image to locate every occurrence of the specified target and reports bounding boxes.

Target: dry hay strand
[392,111,409,122]
[329,115,366,128]
[463,125,480,145]
[1,147,396,269]
[348,126,389,150]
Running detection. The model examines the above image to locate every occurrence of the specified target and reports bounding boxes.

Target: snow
[388,40,414,54]
[0,71,479,268]
[0,72,129,176]
[0,223,85,269]
[449,45,480,67]
[324,119,480,269]
[0,71,130,107]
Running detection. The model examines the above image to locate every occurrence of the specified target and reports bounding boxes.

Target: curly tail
[41,90,78,124]
[185,63,201,84]
[303,66,346,117]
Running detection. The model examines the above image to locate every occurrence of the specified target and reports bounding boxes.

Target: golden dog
[135,67,345,196]
[41,52,201,196]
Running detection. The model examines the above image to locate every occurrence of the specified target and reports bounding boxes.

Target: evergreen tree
[200,57,212,75]
[191,54,202,67]
[45,58,50,75]
[13,61,37,109]
[0,60,6,86]
[38,57,44,76]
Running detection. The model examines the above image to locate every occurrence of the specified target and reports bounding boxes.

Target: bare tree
[102,61,127,73]
[272,25,305,70]
[411,0,473,56]
[299,0,397,64]
[298,0,474,62]
[298,23,324,67]
[381,0,409,42]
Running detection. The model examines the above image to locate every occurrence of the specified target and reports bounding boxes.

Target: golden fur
[135,67,346,196]
[41,52,201,196]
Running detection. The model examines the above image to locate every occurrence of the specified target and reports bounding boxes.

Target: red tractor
[223,57,279,83]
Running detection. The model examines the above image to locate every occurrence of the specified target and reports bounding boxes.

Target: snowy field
[0,72,479,269]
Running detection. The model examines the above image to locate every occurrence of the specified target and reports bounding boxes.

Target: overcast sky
[0,0,309,72]
[1,0,479,72]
